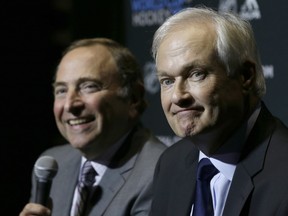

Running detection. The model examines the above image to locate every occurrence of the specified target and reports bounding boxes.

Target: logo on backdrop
[130,0,261,27]
[143,61,160,94]
[219,0,261,20]
[130,0,190,27]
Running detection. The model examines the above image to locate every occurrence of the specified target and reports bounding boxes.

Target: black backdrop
[1,0,125,214]
[2,0,287,214]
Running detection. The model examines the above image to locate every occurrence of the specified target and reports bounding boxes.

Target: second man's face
[53,45,135,158]
[156,23,246,141]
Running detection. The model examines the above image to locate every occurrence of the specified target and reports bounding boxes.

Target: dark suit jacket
[150,103,288,216]
[30,125,167,216]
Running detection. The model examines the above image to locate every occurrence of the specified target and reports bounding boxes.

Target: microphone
[34,155,58,206]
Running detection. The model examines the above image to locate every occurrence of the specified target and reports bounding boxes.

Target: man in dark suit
[150,7,288,216]
[20,38,167,216]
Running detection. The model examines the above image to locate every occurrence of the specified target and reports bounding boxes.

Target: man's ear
[240,60,256,92]
[129,96,141,118]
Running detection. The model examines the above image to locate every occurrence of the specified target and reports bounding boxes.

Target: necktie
[192,158,219,216]
[74,161,97,216]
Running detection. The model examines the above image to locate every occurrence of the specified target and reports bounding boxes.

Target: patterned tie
[192,158,219,216]
[74,161,97,216]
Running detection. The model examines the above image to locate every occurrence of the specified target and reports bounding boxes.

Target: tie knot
[197,158,219,181]
[80,161,97,187]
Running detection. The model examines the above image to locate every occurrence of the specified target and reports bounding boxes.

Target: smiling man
[20,38,166,216]
[149,7,288,216]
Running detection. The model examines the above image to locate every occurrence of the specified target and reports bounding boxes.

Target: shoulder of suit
[158,137,197,163]
[40,144,81,161]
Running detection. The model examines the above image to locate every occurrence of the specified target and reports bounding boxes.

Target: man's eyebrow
[182,61,206,70]
[52,81,65,89]
[156,70,168,77]
[156,61,205,77]
[77,77,100,84]
[52,77,101,88]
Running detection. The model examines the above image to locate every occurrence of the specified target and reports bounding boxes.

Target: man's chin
[174,129,195,138]
[69,141,88,150]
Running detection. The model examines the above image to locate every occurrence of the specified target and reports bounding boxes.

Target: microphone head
[34,156,58,182]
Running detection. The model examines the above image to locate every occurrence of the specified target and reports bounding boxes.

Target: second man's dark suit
[150,103,288,216]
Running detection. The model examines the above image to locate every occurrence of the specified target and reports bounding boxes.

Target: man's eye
[189,71,207,81]
[80,82,102,93]
[54,87,67,96]
[160,78,174,87]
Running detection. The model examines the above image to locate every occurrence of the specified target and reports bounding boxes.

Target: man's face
[53,45,135,158]
[156,23,246,141]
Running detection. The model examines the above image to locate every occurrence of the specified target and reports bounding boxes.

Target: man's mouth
[67,117,94,126]
[172,107,204,115]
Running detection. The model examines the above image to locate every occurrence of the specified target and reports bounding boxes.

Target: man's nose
[171,80,192,106]
[64,91,85,114]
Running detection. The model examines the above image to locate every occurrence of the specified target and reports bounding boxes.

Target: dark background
[2,0,287,215]
[1,0,125,214]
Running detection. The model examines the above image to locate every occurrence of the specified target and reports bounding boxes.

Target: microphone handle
[35,179,52,206]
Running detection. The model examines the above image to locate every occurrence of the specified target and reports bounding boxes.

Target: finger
[19,203,51,216]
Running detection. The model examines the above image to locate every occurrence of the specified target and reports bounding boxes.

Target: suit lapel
[89,127,143,216]
[222,163,254,216]
[89,155,137,216]
[223,104,275,216]
[222,145,267,216]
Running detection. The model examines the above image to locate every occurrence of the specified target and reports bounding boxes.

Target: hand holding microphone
[19,156,58,216]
